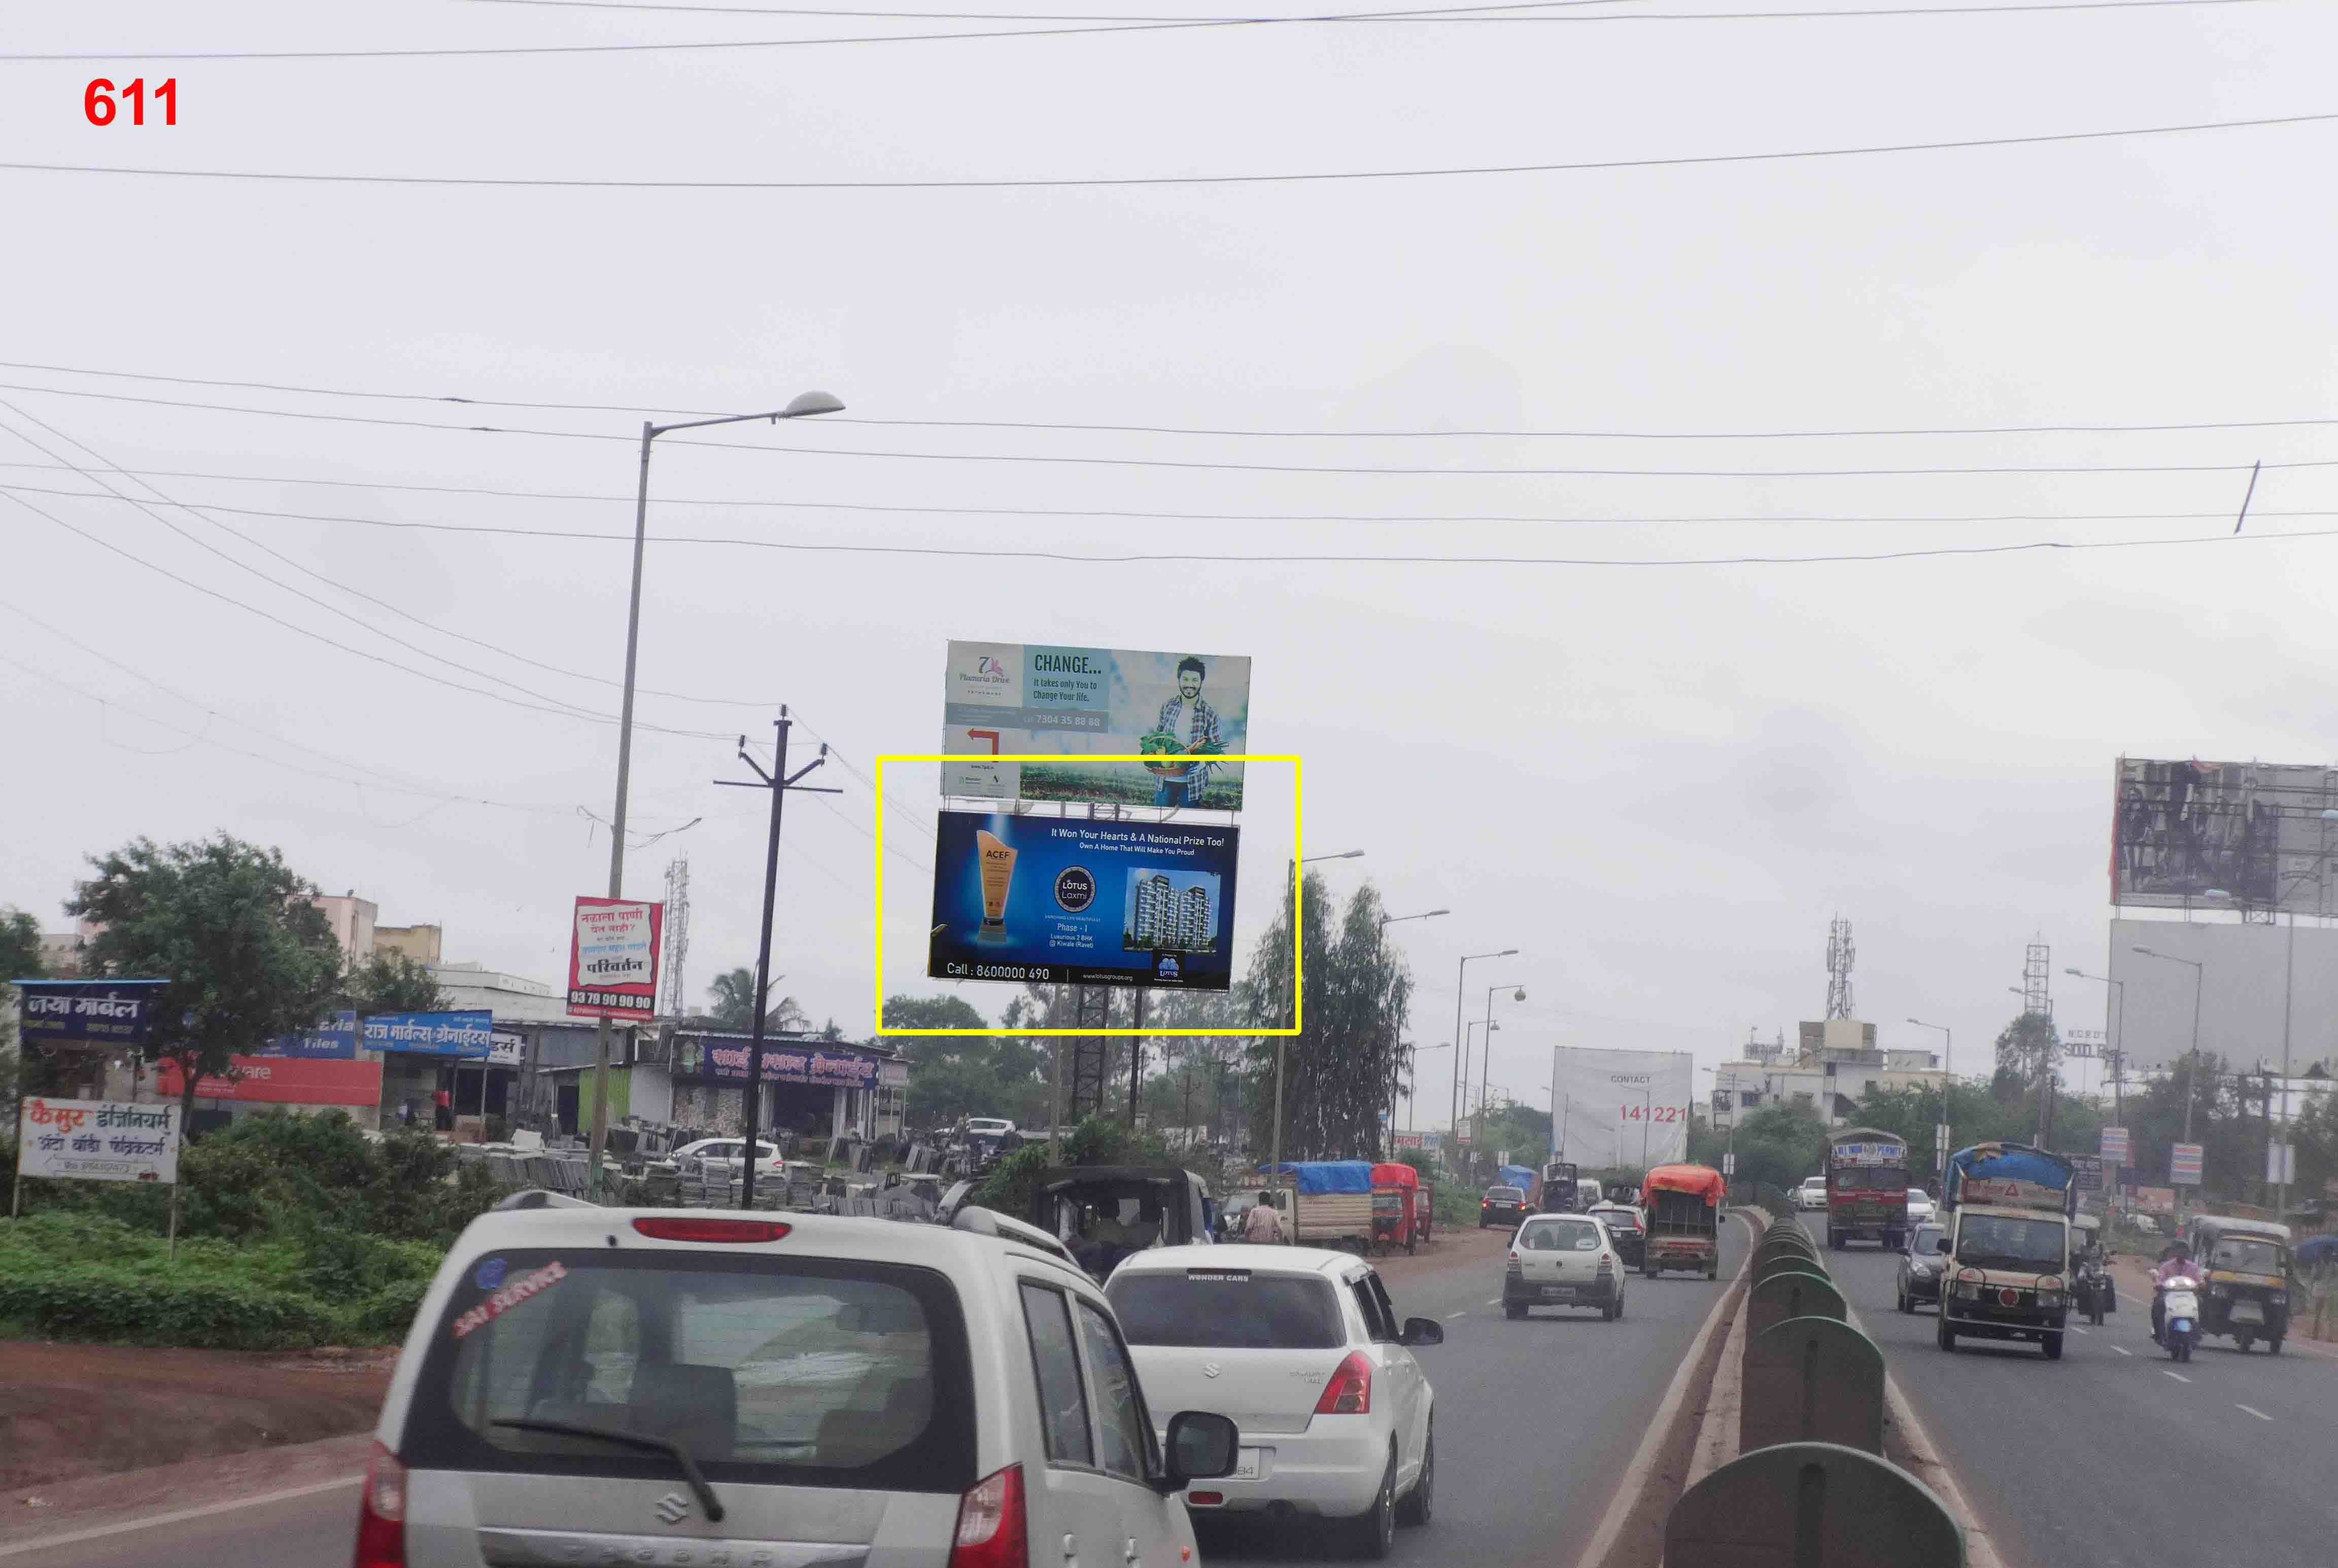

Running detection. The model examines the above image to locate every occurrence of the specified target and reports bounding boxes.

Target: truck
[1938,1141,2076,1360]
[1540,1160,1580,1213]
[1258,1160,1378,1249]
[1826,1127,1911,1250]
[1641,1163,1727,1278]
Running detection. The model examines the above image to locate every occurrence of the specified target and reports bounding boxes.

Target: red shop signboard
[155,1055,384,1106]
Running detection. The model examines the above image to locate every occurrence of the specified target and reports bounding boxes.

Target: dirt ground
[0,1340,395,1493]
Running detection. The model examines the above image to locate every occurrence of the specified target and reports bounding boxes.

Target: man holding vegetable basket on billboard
[1145,655,1227,808]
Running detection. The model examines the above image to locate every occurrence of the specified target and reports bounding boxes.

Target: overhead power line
[4,109,2333,190]
[0,378,2318,478]
[465,0,2281,20]
[16,478,2334,566]
[7,358,2333,439]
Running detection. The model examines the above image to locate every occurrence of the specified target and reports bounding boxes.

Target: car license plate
[1231,1449,1264,1480]
[2231,1302,2265,1325]
[1542,1285,1574,1298]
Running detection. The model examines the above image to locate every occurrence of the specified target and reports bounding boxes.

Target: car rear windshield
[1107,1269,1344,1349]
[400,1249,975,1493]
[1486,1188,1524,1201]
[1520,1219,1601,1252]
[1593,1211,1641,1231]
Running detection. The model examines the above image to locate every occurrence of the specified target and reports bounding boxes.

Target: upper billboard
[2113,757,2338,913]
[567,897,664,1021]
[940,642,1251,810]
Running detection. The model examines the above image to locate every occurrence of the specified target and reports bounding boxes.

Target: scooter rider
[2151,1240,2196,1344]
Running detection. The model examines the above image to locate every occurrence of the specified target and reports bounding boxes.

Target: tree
[1992,1011,2060,1100]
[886,993,1052,1129]
[1,906,43,1111]
[1243,875,1414,1161]
[67,835,344,1128]
[706,966,806,1033]
[338,950,446,1014]
[1728,1101,1831,1198]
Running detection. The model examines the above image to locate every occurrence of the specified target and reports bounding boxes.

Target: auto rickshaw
[1369,1161,1422,1255]
[2183,1214,2294,1353]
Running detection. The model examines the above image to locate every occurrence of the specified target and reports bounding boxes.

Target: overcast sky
[6,2,2336,1126]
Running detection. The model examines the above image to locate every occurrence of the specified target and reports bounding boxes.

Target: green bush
[0,1263,342,1349]
[355,1276,433,1338]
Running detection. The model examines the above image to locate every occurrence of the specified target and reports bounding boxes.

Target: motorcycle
[2158,1275,2203,1363]
[2075,1249,2116,1326]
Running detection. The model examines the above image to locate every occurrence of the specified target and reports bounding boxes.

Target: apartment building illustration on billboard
[1123,868,1221,954]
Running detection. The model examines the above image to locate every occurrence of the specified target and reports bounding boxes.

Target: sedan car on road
[1480,1185,1529,1229]
[1795,1177,1829,1212]
[1896,1222,1952,1312]
[1108,1245,1443,1559]
[1585,1202,1645,1268]
[1504,1212,1627,1320]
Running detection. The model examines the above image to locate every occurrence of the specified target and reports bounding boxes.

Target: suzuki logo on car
[1202,1362,1222,1378]
[656,1492,692,1524]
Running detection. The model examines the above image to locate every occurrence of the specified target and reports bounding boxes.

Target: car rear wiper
[493,1418,727,1522]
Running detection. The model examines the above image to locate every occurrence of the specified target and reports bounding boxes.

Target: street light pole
[1477,982,1526,1164]
[1907,1018,1951,1176]
[2132,947,2205,1145]
[586,390,844,1196]
[1374,910,1448,1151]
[1449,949,1517,1172]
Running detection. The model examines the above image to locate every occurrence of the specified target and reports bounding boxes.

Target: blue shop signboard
[12,979,167,1046]
[361,1011,494,1059]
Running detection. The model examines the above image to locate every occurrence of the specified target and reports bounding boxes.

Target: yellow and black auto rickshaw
[2183,1214,2293,1354]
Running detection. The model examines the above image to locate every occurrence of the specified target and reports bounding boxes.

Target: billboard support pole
[718,708,837,1210]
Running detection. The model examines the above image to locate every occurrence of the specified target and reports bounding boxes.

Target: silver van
[354,1205,1237,1568]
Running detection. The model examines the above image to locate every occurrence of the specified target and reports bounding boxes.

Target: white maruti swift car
[1105,1245,1443,1560]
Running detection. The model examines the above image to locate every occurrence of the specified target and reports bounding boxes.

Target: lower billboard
[1550,1047,1697,1169]
[156,1055,385,1107]
[927,810,1239,991]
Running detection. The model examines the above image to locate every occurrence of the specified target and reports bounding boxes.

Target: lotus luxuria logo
[655,1492,691,1524]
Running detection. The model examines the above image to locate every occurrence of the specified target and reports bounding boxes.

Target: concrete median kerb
[1746,1268,1847,1339]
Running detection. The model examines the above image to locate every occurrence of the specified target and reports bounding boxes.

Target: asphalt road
[23,1222,1746,1568]
[1804,1221,2338,1568]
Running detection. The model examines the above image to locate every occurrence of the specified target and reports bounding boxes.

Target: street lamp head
[1512,987,1526,1002]
[780,391,846,419]
[2131,946,2157,957]
[2065,968,2082,977]
[1426,909,1451,918]
[2204,888,2231,900]
[1500,948,1519,956]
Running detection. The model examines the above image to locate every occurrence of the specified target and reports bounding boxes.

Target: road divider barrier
[1668,1211,1965,1565]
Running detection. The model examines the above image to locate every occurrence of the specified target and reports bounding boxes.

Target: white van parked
[355,1201,1239,1568]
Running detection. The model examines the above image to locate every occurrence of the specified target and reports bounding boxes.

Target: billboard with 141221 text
[939,642,1251,810]
[927,810,1239,991]
[1549,1047,1697,1169]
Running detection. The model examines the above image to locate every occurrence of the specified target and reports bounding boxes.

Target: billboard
[250,1010,360,1060]
[567,897,664,1021]
[2113,757,2338,913]
[157,1055,385,1107]
[1549,1047,1697,1169]
[361,1011,494,1059]
[927,810,1239,991]
[2107,917,2338,1070]
[940,642,1252,810]
[14,980,166,1047]
[17,1098,180,1183]
[671,1034,882,1088]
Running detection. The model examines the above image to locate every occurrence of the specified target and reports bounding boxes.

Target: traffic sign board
[2170,1141,2204,1186]
[2100,1126,2131,1164]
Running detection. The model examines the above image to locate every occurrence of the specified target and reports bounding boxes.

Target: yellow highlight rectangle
[873,754,1302,1038]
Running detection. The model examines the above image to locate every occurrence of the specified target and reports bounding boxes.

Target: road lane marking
[1486,1298,1503,1307]
[2163,1370,2191,1382]
[1446,1311,1466,1319]
[2236,1404,2273,1421]
[2112,1346,2131,1356]
[0,1474,362,1559]
[2070,1325,2088,1334]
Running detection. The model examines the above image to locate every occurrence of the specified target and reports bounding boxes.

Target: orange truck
[1640,1163,1727,1278]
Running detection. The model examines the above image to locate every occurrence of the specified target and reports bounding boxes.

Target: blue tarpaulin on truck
[1264,1160,1376,1194]
[1498,1164,1538,1194]
[1944,1142,2077,1215]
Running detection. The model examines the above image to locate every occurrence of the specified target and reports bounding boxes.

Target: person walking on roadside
[1243,1190,1288,1244]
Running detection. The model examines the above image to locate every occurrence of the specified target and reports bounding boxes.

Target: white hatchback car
[672,1137,786,1179]
[1105,1245,1442,1559]
[357,1200,1240,1568]
[1504,1212,1628,1320]
[1796,1178,1830,1212]
[1906,1188,1937,1224]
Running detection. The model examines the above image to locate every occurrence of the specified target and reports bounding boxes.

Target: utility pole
[1128,989,1146,1128]
[714,708,840,1209]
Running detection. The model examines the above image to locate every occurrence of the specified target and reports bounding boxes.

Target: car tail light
[1188,1491,1224,1506]
[1596,1257,1614,1276]
[351,1441,406,1568]
[631,1217,792,1244]
[950,1464,1027,1568]
[1314,1351,1372,1415]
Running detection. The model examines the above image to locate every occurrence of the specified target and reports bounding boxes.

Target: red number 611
[85,78,178,126]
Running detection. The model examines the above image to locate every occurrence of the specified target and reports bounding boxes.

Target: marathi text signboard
[567,897,663,1020]
[939,642,1252,810]
[1550,1047,1697,1168]
[14,980,166,1047]
[17,1097,180,1183]
[2100,1125,2131,1164]
[926,811,1239,991]
[250,1010,360,1060]
[361,1011,493,1059]
[672,1035,881,1087]
[489,1031,527,1067]
[2170,1141,2204,1186]
[156,1056,385,1107]
[2069,1154,2105,1192]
